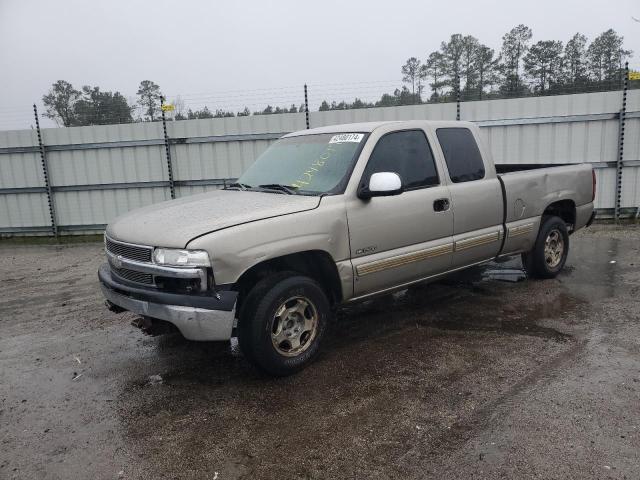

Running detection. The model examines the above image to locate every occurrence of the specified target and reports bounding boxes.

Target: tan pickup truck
[99,120,595,375]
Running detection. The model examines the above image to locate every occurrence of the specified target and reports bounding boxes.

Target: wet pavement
[0,225,639,479]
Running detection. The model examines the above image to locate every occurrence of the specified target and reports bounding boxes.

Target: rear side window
[436,128,485,183]
[363,130,439,190]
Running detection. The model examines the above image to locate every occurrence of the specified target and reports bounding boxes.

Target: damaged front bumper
[98,264,237,341]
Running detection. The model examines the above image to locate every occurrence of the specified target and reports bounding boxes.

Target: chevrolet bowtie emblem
[112,255,123,269]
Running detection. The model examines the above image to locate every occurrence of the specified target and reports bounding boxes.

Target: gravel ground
[0,225,639,479]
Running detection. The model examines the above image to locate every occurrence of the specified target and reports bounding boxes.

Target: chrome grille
[106,237,152,263]
[111,267,153,285]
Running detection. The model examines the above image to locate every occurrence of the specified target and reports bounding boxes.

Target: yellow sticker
[161,104,175,112]
[629,71,640,81]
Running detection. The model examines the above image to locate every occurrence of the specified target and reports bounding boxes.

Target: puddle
[432,318,571,342]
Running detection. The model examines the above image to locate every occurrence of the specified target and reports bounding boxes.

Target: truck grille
[111,267,154,285]
[106,237,153,263]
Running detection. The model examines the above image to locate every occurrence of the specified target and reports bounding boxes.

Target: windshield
[236,133,366,194]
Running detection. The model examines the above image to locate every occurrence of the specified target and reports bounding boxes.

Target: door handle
[433,198,450,212]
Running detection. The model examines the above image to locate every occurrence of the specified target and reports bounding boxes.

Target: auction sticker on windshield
[329,133,364,143]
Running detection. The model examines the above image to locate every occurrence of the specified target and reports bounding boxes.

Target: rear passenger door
[347,129,453,297]
[435,128,504,267]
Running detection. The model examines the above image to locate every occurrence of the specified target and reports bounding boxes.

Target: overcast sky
[1,0,639,129]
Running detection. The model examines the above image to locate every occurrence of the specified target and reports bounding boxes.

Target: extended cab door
[434,127,504,267]
[346,128,454,297]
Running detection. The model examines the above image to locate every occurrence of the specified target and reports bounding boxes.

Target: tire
[237,272,330,376]
[522,215,569,279]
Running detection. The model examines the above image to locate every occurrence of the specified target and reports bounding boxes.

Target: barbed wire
[0,76,636,131]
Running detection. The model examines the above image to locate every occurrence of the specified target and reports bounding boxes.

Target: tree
[214,109,235,118]
[500,24,533,95]
[350,98,373,109]
[136,80,162,121]
[237,107,251,117]
[374,93,396,107]
[440,34,466,97]
[319,100,331,111]
[73,86,133,125]
[587,29,632,83]
[424,51,446,100]
[524,40,564,93]
[562,33,588,88]
[42,80,81,127]
[475,45,499,98]
[187,106,214,119]
[172,95,186,120]
[401,57,423,102]
[460,35,481,95]
[392,87,415,106]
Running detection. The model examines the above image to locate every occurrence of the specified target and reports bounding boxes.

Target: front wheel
[237,272,330,376]
[522,215,569,279]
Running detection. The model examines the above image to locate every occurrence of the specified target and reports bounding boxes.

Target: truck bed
[495,163,594,226]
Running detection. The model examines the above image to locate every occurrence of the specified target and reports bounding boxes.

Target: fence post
[614,62,629,222]
[304,84,310,129]
[455,74,461,121]
[33,104,58,236]
[160,96,176,199]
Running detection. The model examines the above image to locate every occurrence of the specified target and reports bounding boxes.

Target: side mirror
[359,172,403,199]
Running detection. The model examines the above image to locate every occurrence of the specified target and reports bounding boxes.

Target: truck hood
[106,189,321,248]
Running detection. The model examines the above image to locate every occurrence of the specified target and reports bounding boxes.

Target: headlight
[153,248,210,267]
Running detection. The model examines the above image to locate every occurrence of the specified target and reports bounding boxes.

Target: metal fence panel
[310,102,456,126]
[0,193,50,230]
[53,188,171,227]
[0,90,638,235]
[461,90,624,119]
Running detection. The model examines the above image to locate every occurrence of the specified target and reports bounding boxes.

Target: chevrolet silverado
[99,120,596,375]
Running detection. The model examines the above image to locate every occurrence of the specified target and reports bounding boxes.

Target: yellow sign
[161,103,175,112]
[629,71,640,81]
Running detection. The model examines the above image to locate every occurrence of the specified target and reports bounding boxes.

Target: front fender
[186,197,351,287]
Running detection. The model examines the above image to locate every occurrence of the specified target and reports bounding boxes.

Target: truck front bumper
[98,264,237,341]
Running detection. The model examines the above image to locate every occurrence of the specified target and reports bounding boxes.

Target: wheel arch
[233,250,343,314]
[543,199,576,231]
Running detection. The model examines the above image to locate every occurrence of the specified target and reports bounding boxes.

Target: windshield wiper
[224,182,252,191]
[257,184,298,195]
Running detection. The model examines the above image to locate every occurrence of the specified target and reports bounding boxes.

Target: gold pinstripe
[356,228,504,277]
[508,222,535,238]
[356,243,454,276]
[454,231,501,252]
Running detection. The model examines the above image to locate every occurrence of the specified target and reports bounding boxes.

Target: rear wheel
[522,215,569,279]
[237,272,330,376]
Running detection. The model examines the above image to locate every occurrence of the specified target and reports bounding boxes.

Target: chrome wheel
[544,229,564,268]
[271,296,318,357]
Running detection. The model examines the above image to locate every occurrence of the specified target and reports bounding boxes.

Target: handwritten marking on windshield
[291,144,335,188]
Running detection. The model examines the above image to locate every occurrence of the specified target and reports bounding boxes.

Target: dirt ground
[0,225,639,480]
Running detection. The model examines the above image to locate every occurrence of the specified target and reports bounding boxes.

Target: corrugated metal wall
[0,90,637,235]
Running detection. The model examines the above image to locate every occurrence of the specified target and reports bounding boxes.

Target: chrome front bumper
[99,264,237,341]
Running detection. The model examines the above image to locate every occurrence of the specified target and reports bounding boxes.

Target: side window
[436,128,485,183]
[363,130,439,190]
